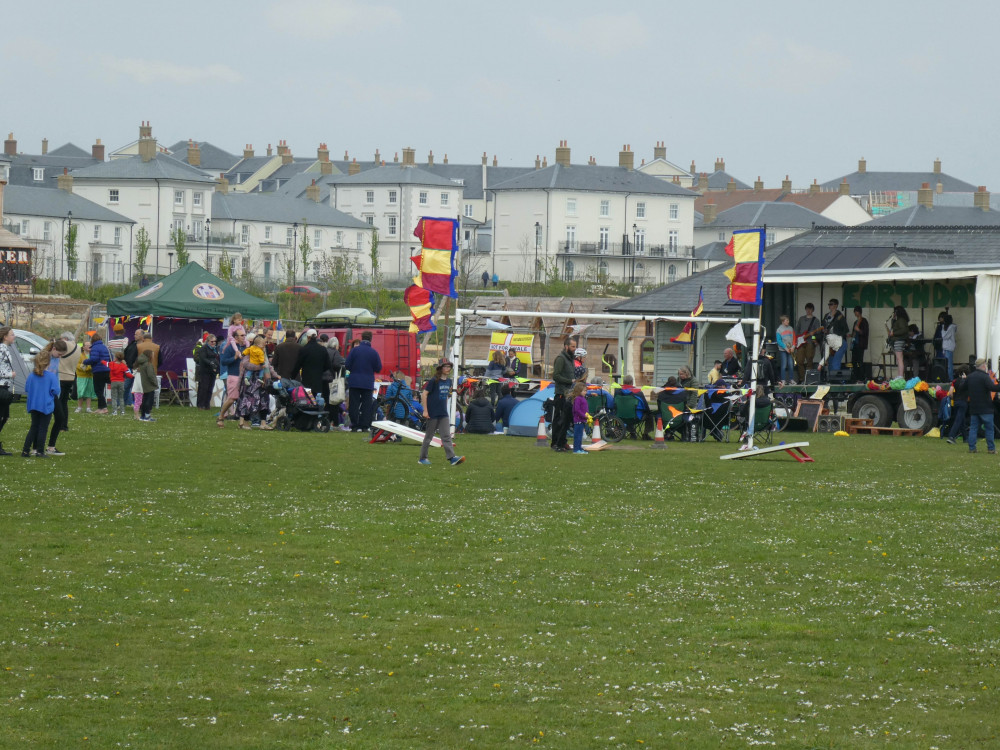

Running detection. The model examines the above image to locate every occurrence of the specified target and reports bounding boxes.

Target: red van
[303,323,420,386]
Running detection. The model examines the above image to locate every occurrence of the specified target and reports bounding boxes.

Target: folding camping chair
[162,371,191,407]
[700,388,733,442]
[743,402,776,446]
[614,391,654,440]
[655,388,691,441]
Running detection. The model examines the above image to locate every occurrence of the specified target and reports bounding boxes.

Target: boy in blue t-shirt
[418,360,465,467]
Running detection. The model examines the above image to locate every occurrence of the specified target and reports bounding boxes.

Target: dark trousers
[0,390,9,439]
[348,387,374,430]
[550,393,571,448]
[851,346,866,382]
[93,371,109,410]
[124,376,134,406]
[196,374,215,409]
[23,411,52,454]
[948,400,969,441]
[140,392,154,419]
[48,387,69,448]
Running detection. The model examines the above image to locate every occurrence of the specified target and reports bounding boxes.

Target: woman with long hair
[22,349,60,457]
[889,305,909,378]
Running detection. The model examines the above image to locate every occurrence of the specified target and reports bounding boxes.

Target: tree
[134,226,150,281]
[366,229,390,319]
[170,227,189,267]
[319,250,364,308]
[299,221,311,281]
[217,248,233,282]
[65,223,79,279]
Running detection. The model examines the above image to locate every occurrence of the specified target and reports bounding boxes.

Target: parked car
[13,328,48,364]
[280,285,324,300]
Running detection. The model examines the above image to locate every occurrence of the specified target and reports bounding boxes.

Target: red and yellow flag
[724,228,765,305]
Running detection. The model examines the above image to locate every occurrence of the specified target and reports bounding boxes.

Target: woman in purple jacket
[83,332,112,414]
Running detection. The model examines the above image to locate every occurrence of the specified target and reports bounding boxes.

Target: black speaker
[817,414,843,432]
[930,358,948,382]
[804,369,825,385]
[828,369,850,384]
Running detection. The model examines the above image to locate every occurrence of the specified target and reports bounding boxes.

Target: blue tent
[507,383,554,436]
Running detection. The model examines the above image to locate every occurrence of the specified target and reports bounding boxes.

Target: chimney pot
[917,182,933,208]
[317,143,329,162]
[4,132,16,156]
[267,144,273,156]
[443,154,448,164]
[216,174,229,194]
[427,150,434,166]
[555,140,571,167]
[809,179,820,195]
[715,157,725,172]
[702,202,717,224]
[306,179,321,203]
[933,157,942,174]
[653,141,666,160]
[619,144,634,171]
[41,138,48,155]
[781,175,792,192]
[402,147,415,167]
[92,138,105,161]
[858,157,866,174]
[754,176,763,191]
[482,152,487,165]
[697,172,709,193]
[492,155,497,167]
[689,160,696,175]
[349,158,360,176]
[975,185,991,211]
[839,178,850,196]
[187,139,201,167]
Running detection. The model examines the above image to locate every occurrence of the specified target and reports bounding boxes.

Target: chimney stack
[589,156,597,166]
[754,176,763,191]
[187,139,201,167]
[137,121,156,162]
[726,179,736,192]
[306,179,321,203]
[443,154,448,165]
[41,138,48,155]
[542,156,547,167]
[57,167,73,193]
[3,133,16,156]
[402,147,415,167]
[492,155,498,167]
[482,152,487,166]
[974,186,991,211]
[933,158,942,174]
[349,158,360,176]
[781,175,792,192]
[244,144,254,160]
[393,152,399,163]
[277,140,288,156]
[427,150,434,166]
[858,157,866,174]
[279,140,292,164]
[317,143,329,163]
[839,178,850,195]
[653,141,666,160]
[535,155,541,169]
[936,182,943,194]
[809,179,820,195]
[702,202,717,224]
[267,144,273,157]
[697,172,709,192]
[689,160,696,175]
[555,140,570,167]
[619,144,634,171]
[714,157,725,172]
[918,182,933,208]
[671,175,681,185]
[92,138,105,161]
[374,149,381,163]
[216,173,229,195]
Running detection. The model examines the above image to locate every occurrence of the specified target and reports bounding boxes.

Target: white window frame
[20,219,29,236]
[193,192,202,208]
[285,227,293,246]
[634,228,646,253]
[264,225,272,241]
[440,192,449,206]
[363,214,374,226]
[566,198,577,216]
[388,215,397,236]
[668,264,677,283]
[388,190,397,204]
[108,188,119,204]
[356,232,363,250]
[599,200,610,218]
[174,190,184,206]
[599,226,610,252]
[566,225,576,251]
[93,224,101,242]
[419,191,428,205]
[43,221,51,241]
[636,201,646,219]
[464,204,473,218]
[314,229,321,248]
[668,230,678,256]
[336,230,343,246]
[241,224,250,244]
[365,190,375,205]
[32,167,44,182]
[669,203,679,220]
[114,226,122,246]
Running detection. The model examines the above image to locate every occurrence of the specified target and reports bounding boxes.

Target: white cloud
[536,12,650,58]
[98,56,243,86]
[267,0,402,39]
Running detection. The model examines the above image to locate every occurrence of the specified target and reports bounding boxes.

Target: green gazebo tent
[107,262,278,318]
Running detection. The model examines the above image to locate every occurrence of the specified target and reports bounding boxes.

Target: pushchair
[269,379,331,432]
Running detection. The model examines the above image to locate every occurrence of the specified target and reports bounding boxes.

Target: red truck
[301,322,421,386]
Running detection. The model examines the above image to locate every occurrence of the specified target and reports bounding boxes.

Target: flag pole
[743,225,765,449]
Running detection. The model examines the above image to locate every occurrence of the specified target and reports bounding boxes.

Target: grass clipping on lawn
[0,409,997,748]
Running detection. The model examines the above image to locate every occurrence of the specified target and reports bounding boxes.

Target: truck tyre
[853,394,891,427]
[897,398,934,433]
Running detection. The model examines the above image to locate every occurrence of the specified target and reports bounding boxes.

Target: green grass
[1,409,998,748]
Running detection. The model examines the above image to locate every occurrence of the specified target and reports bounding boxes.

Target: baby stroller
[269,379,331,433]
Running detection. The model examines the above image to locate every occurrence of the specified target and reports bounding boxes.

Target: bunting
[723,228,766,305]
[670,287,704,344]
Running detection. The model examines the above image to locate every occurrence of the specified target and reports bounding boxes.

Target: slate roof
[49,143,91,158]
[255,160,317,192]
[608,224,1000,314]
[705,170,751,191]
[211,192,370,228]
[3,186,135,223]
[697,202,841,229]
[8,150,100,187]
[693,241,730,263]
[70,153,216,182]
[819,169,978,194]
[861,204,1000,227]
[422,164,535,200]
[491,163,696,196]
[224,155,276,183]
[165,140,240,172]
[328,164,458,188]
[275,171,341,201]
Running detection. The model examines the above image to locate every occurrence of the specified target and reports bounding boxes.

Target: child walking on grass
[108,351,130,415]
[23,350,60,458]
[571,382,589,455]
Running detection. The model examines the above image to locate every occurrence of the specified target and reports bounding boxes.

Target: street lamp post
[292,222,298,287]
[631,223,638,290]
[534,221,540,283]
[65,210,73,281]
[204,218,211,268]
[167,251,174,274]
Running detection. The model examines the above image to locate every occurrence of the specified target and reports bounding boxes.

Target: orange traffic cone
[536,415,548,447]
[589,418,607,450]
[652,417,666,449]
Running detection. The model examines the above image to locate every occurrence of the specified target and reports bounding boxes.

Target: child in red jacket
[107,351,131,416]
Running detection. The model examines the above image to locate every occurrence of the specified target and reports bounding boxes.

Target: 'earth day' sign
[842,281,975,310]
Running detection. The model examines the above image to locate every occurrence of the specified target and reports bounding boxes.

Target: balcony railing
[557,241,692,259]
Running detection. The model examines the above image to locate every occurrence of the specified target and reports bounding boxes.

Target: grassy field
[0,408,997,748]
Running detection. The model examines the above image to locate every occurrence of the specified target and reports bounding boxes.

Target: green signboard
[842,281,975,310]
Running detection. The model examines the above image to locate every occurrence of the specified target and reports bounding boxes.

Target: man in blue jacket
[344,330,382,432]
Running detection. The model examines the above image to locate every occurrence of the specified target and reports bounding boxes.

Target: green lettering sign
[825,281,975,309]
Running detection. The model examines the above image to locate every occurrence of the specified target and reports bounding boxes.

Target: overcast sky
[6,0,998,190]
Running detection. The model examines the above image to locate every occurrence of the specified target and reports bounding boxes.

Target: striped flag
[404,285,436,333]
[671,287,704,344]
[411,217,459,297]
[724,228,765,305]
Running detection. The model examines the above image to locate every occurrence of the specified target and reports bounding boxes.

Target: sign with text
[843,281,976,310]
[489,332,534,366]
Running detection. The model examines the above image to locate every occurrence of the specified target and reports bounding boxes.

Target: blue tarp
[507,383,554,437]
